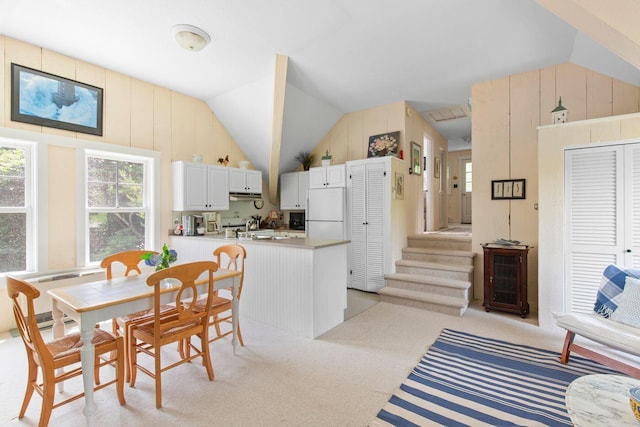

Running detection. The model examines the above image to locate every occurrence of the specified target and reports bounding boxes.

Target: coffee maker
[203,212,221,234]
[182,214,205,236]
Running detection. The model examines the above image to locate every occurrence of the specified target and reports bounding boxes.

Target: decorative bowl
[629,387,640,421]
[238,160,250,169]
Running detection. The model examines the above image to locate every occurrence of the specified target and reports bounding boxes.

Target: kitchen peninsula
[169,234,349,339]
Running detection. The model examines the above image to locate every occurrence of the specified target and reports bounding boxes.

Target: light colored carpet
[1,297,574,427]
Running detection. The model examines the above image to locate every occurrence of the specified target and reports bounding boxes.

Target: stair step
[407,234,471,251]
[395,259,473,281]
[378,287,468,316]
[403,247,475,266]
[385,272,471,299]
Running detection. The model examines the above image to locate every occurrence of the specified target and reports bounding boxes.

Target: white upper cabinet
[309,164,346,189]
[172,161,229,211]
[280,171,309,210]
[229,168,262,194]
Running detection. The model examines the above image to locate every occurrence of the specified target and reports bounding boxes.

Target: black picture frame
[11,63,103,136]
[492,179,526,200]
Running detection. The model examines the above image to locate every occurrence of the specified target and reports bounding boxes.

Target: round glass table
[565,374,640,426]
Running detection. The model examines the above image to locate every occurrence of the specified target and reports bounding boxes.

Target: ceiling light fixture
[171,24,211,51]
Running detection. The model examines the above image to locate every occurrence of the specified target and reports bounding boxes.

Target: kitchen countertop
[171,234,349,249]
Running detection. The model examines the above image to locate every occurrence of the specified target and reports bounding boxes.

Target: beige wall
[538,112,640,329]
[309,100,448,234]
[446,150,471,224]
[0,36,251,331]
[472,61,640,317]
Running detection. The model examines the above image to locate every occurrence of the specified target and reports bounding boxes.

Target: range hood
[229,193,263,202]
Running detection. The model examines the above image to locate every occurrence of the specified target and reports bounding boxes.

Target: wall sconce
[172,24,211,51]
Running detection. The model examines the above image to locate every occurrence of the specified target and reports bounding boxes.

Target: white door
[280,173,299,209]
[461,157,472,224]
[246,170,262,193]
[347,163,367,290]
[564,144,640,313]
[364,161,386,292]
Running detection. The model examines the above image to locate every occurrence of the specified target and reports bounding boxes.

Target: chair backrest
[213,244,246,298]
[5,275,53,366]
[101,250,159,279]
[146,261,219,336]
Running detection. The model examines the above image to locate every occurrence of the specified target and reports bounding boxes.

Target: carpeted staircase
[379,233,474,316]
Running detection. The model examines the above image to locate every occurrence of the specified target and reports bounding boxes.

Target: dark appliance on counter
[289,211,305,230]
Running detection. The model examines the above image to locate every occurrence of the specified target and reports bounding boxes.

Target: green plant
[295,152,314,170]
[141,243,177,271]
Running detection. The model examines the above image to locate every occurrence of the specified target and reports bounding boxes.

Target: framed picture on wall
[11,63,104,136]
[491,179,526,200]
[367,131,399,158]
[410,141,422,175]
[394,172,404,199]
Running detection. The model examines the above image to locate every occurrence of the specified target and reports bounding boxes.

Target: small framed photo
[394,172,404,199]
[410,141,422,175]
[492,179,525,200]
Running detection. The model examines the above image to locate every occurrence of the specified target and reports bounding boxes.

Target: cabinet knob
[627,249,632,253]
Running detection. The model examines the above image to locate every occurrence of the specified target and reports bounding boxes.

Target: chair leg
[200,330,215,381]
[237,322,244,347]
[39,370,56,427]
[155,347,162,409]
[213,314,222,337]
[129,337,138,387]
[560,331,575,364]
[19,357,38,419]
[114,337,126,406]
[94,353,102,385]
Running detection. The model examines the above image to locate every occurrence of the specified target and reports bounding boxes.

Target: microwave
[289,212,305,230]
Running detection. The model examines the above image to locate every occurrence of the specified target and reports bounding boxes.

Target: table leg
[231,278,238,355]
[79,319,97,426]
[51,301,66,393]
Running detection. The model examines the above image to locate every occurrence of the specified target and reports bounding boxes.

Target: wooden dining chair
[101,250,175,381]
[128,261,218,409]
[6,275,126,427]
[205,244,247,345]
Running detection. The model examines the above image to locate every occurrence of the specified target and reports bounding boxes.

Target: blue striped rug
[372,329,620,426]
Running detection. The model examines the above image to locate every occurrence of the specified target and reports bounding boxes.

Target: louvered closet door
[624,144,640,267]
[364,161,386,292]
[565,143,640,313]
[348,164,367,290]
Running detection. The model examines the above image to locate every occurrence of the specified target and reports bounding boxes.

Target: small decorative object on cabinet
[482,243,530,318]
[551,97,568,123]
[295,152,314,171]
[321,150,332,167]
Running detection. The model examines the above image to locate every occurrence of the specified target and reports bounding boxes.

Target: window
[0,142,33,273]
[85,152,149,264]
[464,161,472,192]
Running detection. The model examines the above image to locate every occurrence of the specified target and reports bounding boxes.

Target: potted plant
[295,152,314,171]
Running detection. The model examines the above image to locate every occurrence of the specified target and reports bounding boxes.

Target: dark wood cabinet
[482,244,530,318]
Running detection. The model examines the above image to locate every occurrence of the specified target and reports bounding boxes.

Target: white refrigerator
[306,187,347,240]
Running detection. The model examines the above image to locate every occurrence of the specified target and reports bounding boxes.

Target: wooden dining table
[46,267,242,427]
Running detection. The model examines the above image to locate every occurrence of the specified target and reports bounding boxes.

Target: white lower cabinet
[347,157,396,292]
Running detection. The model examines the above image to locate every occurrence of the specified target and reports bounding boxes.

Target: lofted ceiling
[1,0,640,172]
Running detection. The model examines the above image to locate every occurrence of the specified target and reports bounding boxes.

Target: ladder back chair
[128,261,218,409]
[197,244,247,346]
[101,250,175,382]
[6,275,125,427]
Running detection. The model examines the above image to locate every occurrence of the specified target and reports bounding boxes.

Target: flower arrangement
[142,244,177,271]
